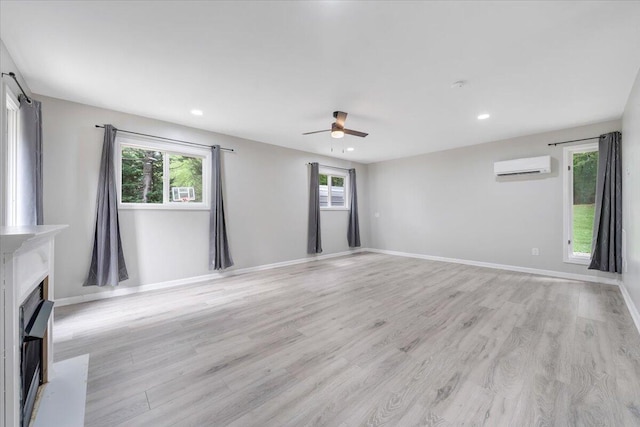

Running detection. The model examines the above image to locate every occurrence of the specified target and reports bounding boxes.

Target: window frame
[5,87,19,226]
[115,135,211,210]
[563,143,598,265]
[319,167,349,211]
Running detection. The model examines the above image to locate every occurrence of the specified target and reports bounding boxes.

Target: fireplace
[19,281,54,427]
[1,225,66,427]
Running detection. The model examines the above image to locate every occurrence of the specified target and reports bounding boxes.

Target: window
[116,136,210,209]
[5,88,19,225]
[319,168,349,209]
[563,143,598,264]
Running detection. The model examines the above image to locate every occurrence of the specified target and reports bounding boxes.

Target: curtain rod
[1,72,32,103]
[548,136,600,147]
[306,162,352,171]
[94,125,234,151]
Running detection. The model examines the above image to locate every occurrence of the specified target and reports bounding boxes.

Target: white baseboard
[618,281,640,335]
[365,248,622,286]
[55,249,365,307]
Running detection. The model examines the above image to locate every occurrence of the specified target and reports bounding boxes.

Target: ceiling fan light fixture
[331,129,345,139]
[331,122,345,138]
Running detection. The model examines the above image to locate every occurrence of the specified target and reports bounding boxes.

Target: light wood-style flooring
[54,252,640,426]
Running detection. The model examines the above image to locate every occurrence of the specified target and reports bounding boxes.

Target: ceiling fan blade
[302,129,331,135]
[333,111,348,127]
[343,128,368,138]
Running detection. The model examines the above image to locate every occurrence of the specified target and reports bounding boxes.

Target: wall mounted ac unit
[494,155,551,176]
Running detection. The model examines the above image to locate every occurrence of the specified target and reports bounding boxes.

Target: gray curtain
[85,125,129,286]
[347,168,361,247]
[209,145,234,270]
[307,162,322,254]
[16,96,43,225]
[589,131,622,273]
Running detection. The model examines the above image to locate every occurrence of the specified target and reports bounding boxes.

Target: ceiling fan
[302,111,368,139]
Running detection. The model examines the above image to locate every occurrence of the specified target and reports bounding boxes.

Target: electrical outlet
[531,248,539,256]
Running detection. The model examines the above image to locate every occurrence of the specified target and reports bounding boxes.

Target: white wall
[39,95,369,299]
[622,68,640,314]
[367,120,622,281]
[1,39,32,226]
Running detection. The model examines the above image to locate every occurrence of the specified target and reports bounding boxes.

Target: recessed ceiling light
[346,147,355,152]
[191,109,203,116]
[477,113,490,120]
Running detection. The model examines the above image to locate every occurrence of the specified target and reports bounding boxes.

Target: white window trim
[319,167,350,211]
[5,87,19,226]
[563,143,598,265]
[115,135,211,210]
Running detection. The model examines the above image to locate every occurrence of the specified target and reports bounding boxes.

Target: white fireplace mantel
[1,225,67,251]
[1,225,67,427]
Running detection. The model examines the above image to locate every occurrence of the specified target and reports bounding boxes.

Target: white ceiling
[2,1,640,163]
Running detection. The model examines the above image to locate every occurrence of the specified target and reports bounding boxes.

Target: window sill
[564,256,591,266]
[118,204,210,211]
[320,207,350,212]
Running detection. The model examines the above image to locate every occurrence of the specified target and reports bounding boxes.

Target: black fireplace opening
[20,281,54,427]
